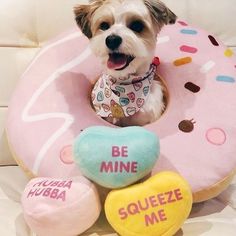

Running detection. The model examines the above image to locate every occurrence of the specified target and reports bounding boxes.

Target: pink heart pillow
[22,176,101,236]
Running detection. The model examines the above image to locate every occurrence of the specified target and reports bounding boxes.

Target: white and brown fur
[74,0,176,126]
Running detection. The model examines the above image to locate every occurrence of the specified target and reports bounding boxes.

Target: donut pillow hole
[90,74,170,126]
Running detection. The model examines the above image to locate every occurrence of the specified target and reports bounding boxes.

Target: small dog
[74,0,176,126]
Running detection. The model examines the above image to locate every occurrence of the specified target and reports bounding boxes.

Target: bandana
[91,57,160,118]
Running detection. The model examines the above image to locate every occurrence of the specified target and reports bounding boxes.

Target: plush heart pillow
[22,176,101,236]
[74,126,160,188]
[105,172,193,236]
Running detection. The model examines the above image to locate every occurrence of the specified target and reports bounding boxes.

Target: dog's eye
[129,20,145,33]
[99,22,110,31]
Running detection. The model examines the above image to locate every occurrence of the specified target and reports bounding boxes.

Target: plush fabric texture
[105,172,193,236]
[73,126,160,188]
[92,58,160,118]
[6,21,236,203]
[1,167,236,236]
[21,176,101,236]
[1,1,236,235]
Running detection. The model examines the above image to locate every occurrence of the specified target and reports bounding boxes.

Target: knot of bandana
[91,57,160,118]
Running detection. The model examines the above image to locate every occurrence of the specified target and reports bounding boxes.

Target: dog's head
[74,0,176,78]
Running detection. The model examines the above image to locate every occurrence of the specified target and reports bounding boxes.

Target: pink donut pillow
[6,21,236,202]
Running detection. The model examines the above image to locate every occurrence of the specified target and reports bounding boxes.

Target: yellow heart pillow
[105,172,193,236]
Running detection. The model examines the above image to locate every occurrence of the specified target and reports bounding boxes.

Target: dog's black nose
[105,34,122,50]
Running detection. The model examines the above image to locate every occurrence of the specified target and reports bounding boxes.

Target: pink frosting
[6,22,236,195]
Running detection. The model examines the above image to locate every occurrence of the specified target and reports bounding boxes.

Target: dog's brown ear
[144,0,177,25]
[74,1,104,38]
[74,5,93,38]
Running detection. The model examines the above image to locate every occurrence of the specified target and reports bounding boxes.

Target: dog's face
[74,0,176,78]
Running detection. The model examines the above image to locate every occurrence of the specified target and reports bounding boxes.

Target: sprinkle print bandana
[92,57,160,118]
